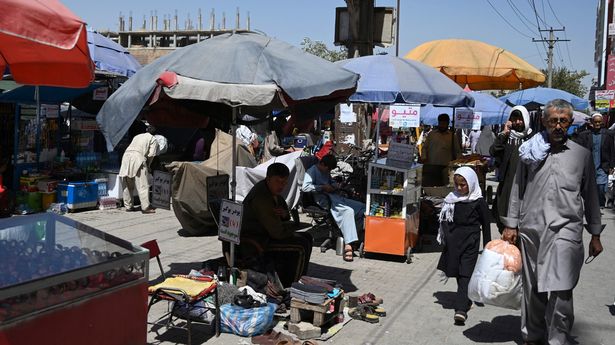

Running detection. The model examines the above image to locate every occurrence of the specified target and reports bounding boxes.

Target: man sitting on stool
[239,163,313,287]
[302,155,365,262]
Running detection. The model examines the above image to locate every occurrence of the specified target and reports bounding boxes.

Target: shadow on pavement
[307,262,358,293]
[609,304,615,316]
[149,321,216,345]
[433,291,456,309]
[462,315,522,343]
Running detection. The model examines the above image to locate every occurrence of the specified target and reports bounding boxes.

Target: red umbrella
[0,0,94,87]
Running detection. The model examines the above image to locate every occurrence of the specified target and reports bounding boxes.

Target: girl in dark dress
[436,166,491,325]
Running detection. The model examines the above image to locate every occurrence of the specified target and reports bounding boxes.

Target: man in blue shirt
[302,155,365,261]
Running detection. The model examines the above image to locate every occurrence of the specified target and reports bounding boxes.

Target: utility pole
[345,0,374,58]
[533,27,570,88]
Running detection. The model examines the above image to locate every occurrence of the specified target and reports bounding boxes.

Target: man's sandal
[348,305,379,323]
[358,292,383,306]
[343,248,354,262]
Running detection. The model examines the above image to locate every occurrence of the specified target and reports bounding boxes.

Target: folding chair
[141,239,166,279]
[147,276,220,345]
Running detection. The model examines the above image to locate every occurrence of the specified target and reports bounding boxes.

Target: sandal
[358,292,383,306]
[363,304,386,317]
[343,246,354,262]
[348,305,379,323]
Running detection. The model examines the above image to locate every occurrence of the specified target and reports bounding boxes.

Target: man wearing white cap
[574,112,613,207]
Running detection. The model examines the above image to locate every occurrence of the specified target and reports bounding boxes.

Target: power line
[546,0,565,27]
[485,0,533,39]
[562,30,574,69]
[529,0,549,28]
[533,28,570,87]
[506,0,538,31]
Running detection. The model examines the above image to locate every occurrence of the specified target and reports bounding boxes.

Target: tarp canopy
[336,55,474,107]
[405,39,545,90]
[0,83,105,104]
[499,87,589,111]
[87,29,141,77]
[420,91,512,125]
[96,32,359,151]
[0,0,94,87]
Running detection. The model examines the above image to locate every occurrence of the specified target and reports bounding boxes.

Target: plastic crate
[99,196,118,210]
[57,182,98,210]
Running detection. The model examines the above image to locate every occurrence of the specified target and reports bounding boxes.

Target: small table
[289,292,344,327]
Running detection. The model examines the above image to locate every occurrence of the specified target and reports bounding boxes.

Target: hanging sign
[40,104,59,118]
[386,142,415,169]
[389,104,420,128]
[339,104,357,123]
[218,200,243,244]
[454,109,481,130]
[151,170,172,210]
[595,90,615,110]
[206,174,230,202]
[92,87,109,101]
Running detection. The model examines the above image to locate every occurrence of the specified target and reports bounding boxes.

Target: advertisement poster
[218,200,243,245]
[151,170,172,210]
[454,110,481,130]
[595,90,615,110]
[339,103,357,123]
[389,104,420,128]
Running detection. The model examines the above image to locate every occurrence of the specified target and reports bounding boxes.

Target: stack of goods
[15,175,59,214]
[290,276,341,304]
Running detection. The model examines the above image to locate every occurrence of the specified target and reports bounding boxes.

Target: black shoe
[454,310,467,325]
[125,207,136,212]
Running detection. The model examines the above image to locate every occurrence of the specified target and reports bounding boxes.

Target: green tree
[300,37,347,62]
[540,67,590,98]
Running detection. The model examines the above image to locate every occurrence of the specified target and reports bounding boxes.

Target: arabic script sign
[607,54,615,91]
[454,109,482,130]
[218,200,243,244]
[389,104,420,128]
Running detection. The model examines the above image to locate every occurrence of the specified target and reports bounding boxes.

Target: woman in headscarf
[436,167,491,325]
[489,106,534,231]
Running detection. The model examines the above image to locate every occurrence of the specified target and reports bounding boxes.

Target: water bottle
[335,236,345,256]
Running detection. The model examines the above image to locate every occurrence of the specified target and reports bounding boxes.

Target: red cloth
[315,140,333,160]
[0,0,94,87]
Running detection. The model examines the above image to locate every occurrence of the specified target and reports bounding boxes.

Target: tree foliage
[540,67,590,98]
[300,37,347,62]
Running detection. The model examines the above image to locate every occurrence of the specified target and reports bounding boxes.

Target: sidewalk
[65,204,615,345]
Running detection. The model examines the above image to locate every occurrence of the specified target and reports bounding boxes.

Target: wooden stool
[289,293,344,327]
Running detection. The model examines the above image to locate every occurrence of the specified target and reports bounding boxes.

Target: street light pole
[395,0,400,57]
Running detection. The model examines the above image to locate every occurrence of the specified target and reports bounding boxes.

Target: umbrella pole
[375,104,382,160]
[35,86,41,164]
[230,106,238,285]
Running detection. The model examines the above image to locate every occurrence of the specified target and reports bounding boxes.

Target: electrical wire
[506,0,539,31]
[546,0,565,27]
[485,0,533,39]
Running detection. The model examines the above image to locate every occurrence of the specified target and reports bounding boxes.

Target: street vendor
[420,114,462,187]
[302,154,365,262]
[239,163,313,287]
[118,125,160,214]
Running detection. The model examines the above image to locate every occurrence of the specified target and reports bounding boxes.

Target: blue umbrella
[87,29,141,77]
[336,55,474,107]
[499,86,589,111]
[421,91,512,125]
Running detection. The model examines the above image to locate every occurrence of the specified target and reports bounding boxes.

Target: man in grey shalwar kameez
[502,99,604,345]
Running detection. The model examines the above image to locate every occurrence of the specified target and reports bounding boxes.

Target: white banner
[455,110,481,130]
[339,103,357,123]
[389,104,420,128]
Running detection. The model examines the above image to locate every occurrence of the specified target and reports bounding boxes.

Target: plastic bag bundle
[219,302,277,336]
[485,239,522,273]
[468,240,522,310]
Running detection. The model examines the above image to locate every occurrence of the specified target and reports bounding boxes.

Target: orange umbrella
[405,39,545,91]
[0,0,94,87]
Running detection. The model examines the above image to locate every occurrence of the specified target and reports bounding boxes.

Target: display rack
[361,160,422,263]
[0,213,149,345]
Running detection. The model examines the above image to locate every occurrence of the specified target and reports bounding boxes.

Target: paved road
[65,205,615,345]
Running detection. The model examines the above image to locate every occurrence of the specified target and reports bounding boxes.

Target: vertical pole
[547,28,554,88]
[12,105,19,192]
[395,0,400,57]
[230,106,238,284]
[35,86,41,164]
[374,104,381,160]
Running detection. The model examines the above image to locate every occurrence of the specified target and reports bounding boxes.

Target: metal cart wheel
[358,242,365,258]
[405,247,413,264]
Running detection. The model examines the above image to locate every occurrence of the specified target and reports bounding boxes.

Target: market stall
[0,213,149,345]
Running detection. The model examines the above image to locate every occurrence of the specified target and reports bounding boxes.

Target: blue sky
[64,0,598,92]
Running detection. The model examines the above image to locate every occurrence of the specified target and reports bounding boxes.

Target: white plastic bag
[468,248,522,310]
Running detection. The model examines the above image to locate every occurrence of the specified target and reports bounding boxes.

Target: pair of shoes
[125,207,136,212]
[348,305,379,324]
[142,208,156,214]
[453,310,467,325]
[357,292,383,306]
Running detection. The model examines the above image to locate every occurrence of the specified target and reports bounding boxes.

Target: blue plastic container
[57,182,98,210]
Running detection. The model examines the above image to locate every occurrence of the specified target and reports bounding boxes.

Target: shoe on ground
[454,310,467,324]
[142,208,156,214]
[125,207,136,212]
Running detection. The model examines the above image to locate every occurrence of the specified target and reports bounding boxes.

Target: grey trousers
[521,234,575,345]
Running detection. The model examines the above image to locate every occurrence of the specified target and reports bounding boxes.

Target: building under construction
[100,9,251,65]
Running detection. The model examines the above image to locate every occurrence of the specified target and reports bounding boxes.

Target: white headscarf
[437,166,482,245]
[508,105,533,143]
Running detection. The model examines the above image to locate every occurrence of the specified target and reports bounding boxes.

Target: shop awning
[0,83,105,104]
